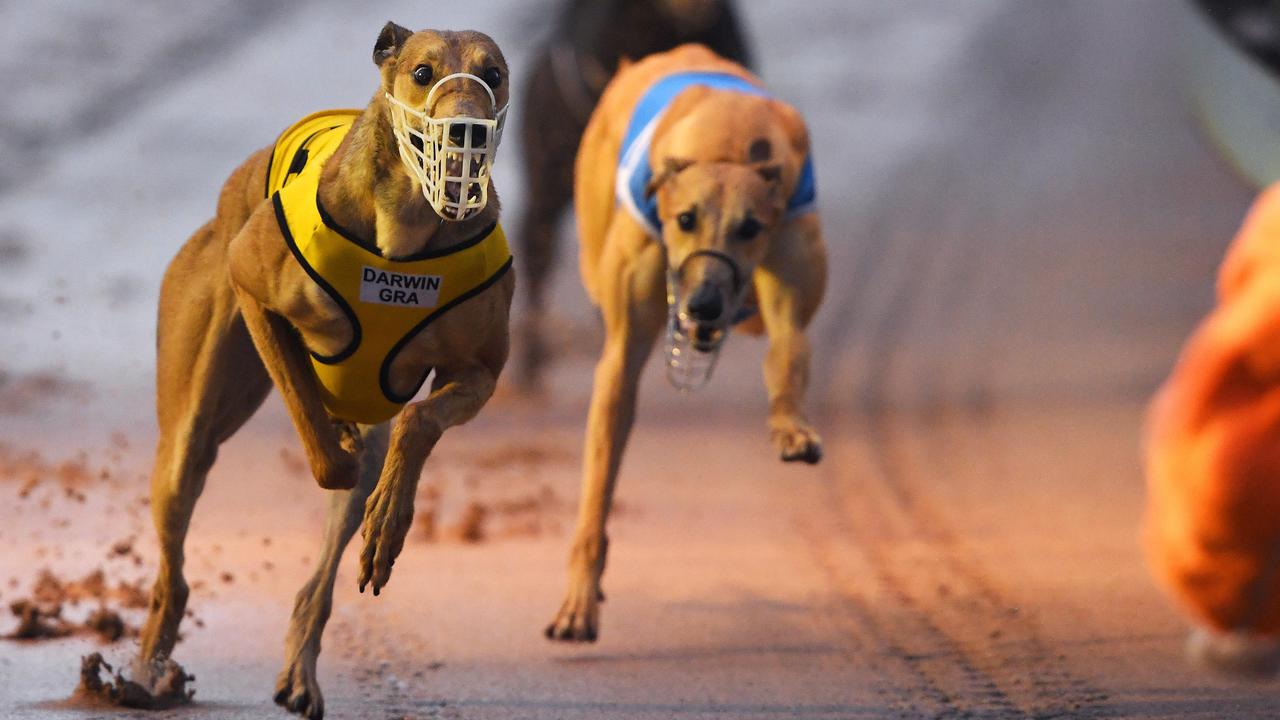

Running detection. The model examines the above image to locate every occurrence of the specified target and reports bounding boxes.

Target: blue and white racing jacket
[615,71,817,238]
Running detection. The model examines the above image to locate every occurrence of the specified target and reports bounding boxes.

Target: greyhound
[546,44,826,642]
[133,23,514,719]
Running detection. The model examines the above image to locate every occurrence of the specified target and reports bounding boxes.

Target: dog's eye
[412,64,434,86]
[677,210,697,232]
[483,67,503,89]
[737,217,762,240]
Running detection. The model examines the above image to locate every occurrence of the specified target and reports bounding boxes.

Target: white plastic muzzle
[665,269,722,393]
[664,251,744,393]
[386,72,507,221]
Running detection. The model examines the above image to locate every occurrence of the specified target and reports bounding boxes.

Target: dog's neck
[316,94,498,260]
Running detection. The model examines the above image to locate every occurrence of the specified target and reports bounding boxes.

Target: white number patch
[359,266,443,308]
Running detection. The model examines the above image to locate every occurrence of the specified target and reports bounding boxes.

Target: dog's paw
[1187,627,1280,679]
[357,482,414,595]
[545,582,603,643]
[275,658,324,720]
[771,420,823,464]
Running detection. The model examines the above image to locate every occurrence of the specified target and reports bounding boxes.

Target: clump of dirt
[448,501,488,543]
[3,567,149,643]
[85,608,127,643]
[0,444,148,543]
[7,599,73,639]
[0,370,89,414]
[31,568,148,610]
[107,536,145,567]
[76,652,194,709]
[414,440,574,544]
[6,599,134,643]
[417,486,564,544]
[0,444,101,500]
[414,485,442,542]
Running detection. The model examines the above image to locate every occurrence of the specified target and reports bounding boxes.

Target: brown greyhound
[546,44,827,642]
[133,23,513,719]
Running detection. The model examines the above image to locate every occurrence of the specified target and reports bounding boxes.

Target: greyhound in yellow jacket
[133,23,513,719]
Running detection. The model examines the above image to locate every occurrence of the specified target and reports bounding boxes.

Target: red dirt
[0,370,88,414]
[75,652,194,710]
[7,600,73,640]
[3,566,149,643]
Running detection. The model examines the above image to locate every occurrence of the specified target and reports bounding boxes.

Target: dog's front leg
[232,288,360,489]
[357,357,502,595]
[758,213,828,464]
[227,215,359,491]
[548,234,666,642]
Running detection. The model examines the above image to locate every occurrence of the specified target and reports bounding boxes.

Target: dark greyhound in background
[513,0,752,391]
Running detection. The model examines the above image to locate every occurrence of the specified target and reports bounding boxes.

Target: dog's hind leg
[547,225,666,642]
[276,423,388,720]
[757,213,827,464]
[139,224,272,663]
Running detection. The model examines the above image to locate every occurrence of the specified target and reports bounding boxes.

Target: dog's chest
[278,217,511,424]
[382,301,500,387]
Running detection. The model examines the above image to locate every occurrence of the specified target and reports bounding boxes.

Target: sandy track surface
[2,1,1277,718]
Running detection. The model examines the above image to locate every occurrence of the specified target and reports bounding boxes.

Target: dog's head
[647,155,785,351]
[646,88,811,353]
[373,23,510,220]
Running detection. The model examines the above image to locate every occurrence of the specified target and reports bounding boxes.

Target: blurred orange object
[1145,184,1280,671]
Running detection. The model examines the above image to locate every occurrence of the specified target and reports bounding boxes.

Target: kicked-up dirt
[75,652,194,709]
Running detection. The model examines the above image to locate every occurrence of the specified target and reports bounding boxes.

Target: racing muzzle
[386,72,507,221]
[664,249,745,393]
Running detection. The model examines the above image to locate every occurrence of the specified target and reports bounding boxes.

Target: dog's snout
[447,122,488,147]
[686,282,723,322]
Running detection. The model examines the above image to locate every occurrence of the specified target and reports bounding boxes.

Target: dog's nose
[448,124,468,146]
[448,123,487,146]
[686,282,723,322]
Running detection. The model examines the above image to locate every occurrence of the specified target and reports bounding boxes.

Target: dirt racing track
[1,1,1278,718]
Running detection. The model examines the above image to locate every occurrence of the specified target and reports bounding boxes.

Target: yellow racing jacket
[266,110,512,424]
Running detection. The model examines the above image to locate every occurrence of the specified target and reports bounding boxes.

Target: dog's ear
[645,157,694,198]
[753,163,786,209]
[373,21,413,68]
